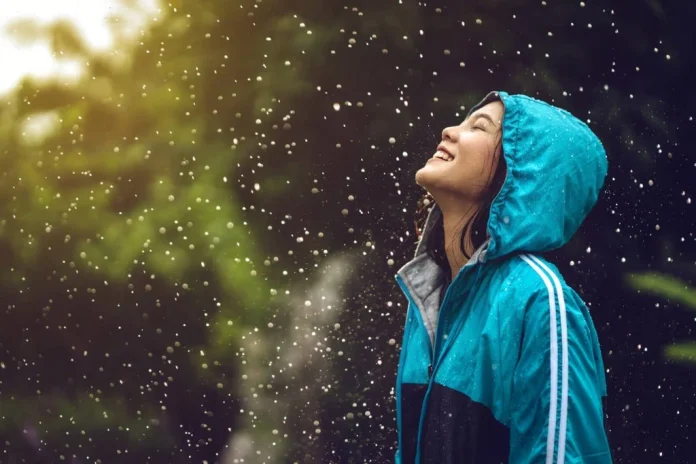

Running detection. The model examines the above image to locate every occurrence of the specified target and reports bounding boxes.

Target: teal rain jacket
[394,91,613,463]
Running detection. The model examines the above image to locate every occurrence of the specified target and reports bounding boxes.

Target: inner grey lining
[396,204,490,347]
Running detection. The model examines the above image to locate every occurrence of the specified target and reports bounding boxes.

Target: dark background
[0,0,694,462]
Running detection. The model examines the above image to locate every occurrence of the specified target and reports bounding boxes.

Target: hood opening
[413,90,608,265]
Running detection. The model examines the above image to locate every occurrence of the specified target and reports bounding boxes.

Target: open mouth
[431,149,454,162]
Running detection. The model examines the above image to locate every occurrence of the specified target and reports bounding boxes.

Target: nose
[441,125,458,143]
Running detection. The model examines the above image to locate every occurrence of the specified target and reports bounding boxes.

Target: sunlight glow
[0,0,160,97]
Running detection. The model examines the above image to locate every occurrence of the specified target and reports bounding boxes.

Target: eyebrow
[467,112,499,127]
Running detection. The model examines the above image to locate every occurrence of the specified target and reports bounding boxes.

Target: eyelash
[473,125,485,131]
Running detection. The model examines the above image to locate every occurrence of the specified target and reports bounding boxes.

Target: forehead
[470,100,504,119]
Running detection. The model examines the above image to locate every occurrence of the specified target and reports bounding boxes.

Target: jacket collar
[395,203,490,346]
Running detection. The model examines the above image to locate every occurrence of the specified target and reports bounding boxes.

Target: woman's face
[415,100,504,203]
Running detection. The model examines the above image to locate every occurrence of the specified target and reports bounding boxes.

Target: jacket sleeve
[508,283,613,464]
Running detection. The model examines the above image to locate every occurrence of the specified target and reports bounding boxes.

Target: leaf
[626,272,696,365]
[625,272,696,312]
[664,342,696,364]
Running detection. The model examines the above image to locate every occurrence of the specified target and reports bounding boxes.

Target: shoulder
[491,253,568,299]
[491,253,586,318]
[493,253,595,340]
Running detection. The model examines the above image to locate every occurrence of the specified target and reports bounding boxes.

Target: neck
[438,201,481,281]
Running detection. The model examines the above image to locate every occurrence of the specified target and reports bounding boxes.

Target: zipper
[395,271,460,464]
[429,264,477,377]
[394,274,431,461]
[435,263,485,374]
[413,279,457,464]
[395,273,458,370]
[396,263,480,463]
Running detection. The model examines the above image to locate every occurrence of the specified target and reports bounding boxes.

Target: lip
[437,143,454,158]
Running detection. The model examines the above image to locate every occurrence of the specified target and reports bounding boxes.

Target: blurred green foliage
[0,0,693,462]
[626,272,696,364]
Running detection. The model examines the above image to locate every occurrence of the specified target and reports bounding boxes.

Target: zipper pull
[428,364,433,378]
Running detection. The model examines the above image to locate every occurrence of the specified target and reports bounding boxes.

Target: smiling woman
[0,0,159,97]
[395,90,613,463]
[416,95,507,280]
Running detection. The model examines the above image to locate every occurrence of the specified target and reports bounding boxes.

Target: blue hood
[416,90,608,262]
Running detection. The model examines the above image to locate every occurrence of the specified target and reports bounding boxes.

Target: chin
[414,166,429,186]
[415,165,438,189]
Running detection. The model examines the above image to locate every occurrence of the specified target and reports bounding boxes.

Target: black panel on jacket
[400,383,428,463]
[402,382,510,464]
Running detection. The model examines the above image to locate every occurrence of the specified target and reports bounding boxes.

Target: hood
[413,90,608,263]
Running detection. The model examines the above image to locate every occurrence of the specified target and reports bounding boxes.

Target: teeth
[434,150,453,161]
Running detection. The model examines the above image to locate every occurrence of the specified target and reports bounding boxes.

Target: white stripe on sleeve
[520,254,564,464]
[529,255,569,464]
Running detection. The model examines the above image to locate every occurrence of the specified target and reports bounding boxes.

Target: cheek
[456,139,490,172]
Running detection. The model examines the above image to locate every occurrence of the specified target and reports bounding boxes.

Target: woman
[394,91,613,463]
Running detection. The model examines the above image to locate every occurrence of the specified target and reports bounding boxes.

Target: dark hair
[414,122,507,275]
